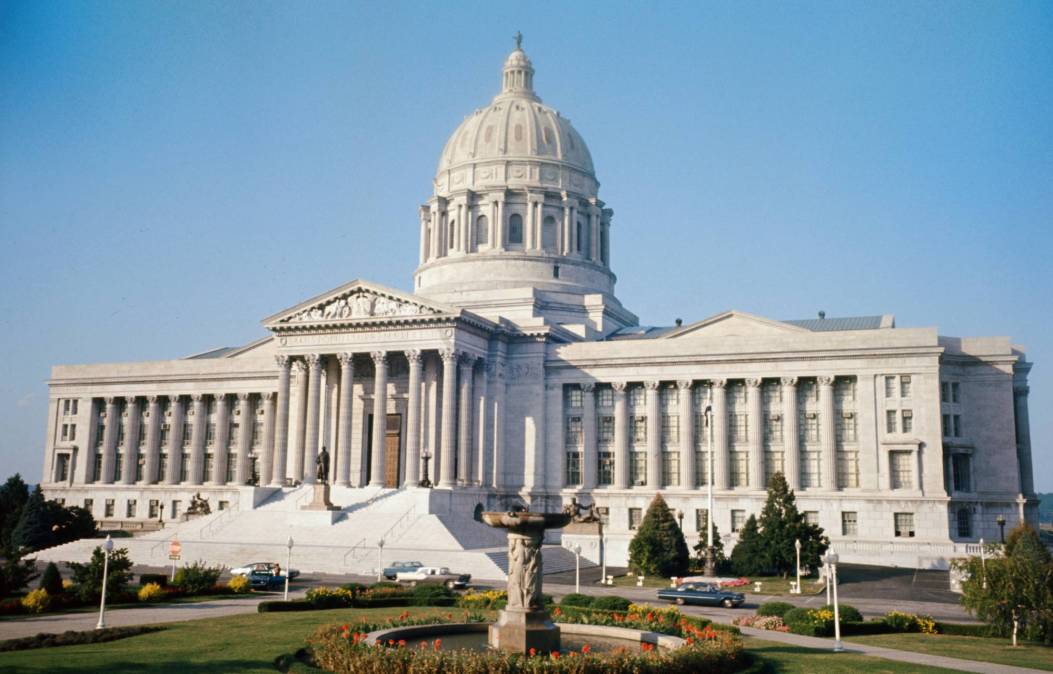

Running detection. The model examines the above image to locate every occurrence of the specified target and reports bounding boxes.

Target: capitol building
[38,40,1037,574]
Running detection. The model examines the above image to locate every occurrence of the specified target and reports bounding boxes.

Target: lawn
[848,632,1053,672]
[607,573,824,595]
[744,637,961,673]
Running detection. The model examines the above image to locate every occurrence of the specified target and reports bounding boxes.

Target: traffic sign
[168,554,181,560]
[169,539,182,556]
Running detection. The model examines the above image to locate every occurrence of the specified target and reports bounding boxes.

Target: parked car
[395,566,471,589]
[382,560,424,580]
[230,561,300,579]
[655,582,745,608]
[248,570,286,591]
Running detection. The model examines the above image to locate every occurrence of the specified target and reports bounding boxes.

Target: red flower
[581,644,591,655]
[398,639,406,648]
[434,638,442,651]
[529,647,536,657]
[551,651,560,660]
[642,642,654,652]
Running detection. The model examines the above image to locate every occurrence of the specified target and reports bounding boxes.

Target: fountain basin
[367,622,685,654]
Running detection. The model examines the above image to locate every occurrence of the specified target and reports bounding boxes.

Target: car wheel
[675,597,685,605]
[446,581,455,590]
[722,598,734,608]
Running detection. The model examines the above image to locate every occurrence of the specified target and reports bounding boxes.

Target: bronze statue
[316,446,330,483]
[186,492,211,516]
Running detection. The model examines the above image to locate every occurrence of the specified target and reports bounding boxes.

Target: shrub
[756,601,795,618]
[258,599,313,612]
[936,622,994,637]
[559,593,594,608]
[340,582,367,595]
[20,588,51,614]
[591,595,632,612]
[370,581,401,589]
[39,562,63,596]
[628,494,690,577]
[732,614,789,632]
[138,583,165,602]
[0,548,38,597]
[883,611,937,634]
[306,586,355,609]
[228,575,251,594]
[0,597,24,615]
[783,607,834,637]
[457,589,507,610]
[822,603,862,623]
[171,561,223,595]
[139,573,168,588]
[0,625,164,652]
[67,545,133,602]
[840,620,893,636]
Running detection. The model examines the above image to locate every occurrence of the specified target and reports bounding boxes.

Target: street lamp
[793,539,802,595]
[824,551,843,652]
[95,535,114,630]
[704,404,716,577]
[573,544,582,594]
[377,539,385,582]
[979,538,988,590]
[419,450,433,488]
[284,536,293,601]
[996,514,1006,544]
[676,509,684,532]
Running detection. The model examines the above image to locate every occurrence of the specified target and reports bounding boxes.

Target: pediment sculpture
[284,290,438,323]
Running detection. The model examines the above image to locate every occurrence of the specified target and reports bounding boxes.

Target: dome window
[476,215,489,246]
[577,219,589,255]
[508,213,524,245]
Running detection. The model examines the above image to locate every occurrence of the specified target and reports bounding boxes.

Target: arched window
[448,220,456,249]
[542,215,557,251]
[476,215,489,246]
[508,213,523,245]
[956,508,972,538]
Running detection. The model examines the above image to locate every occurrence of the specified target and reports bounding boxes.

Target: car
[656,582,746,608]
[395,565,471,589]
[382,560,424,580]
[230,561,300,579]
[247,570,286,591]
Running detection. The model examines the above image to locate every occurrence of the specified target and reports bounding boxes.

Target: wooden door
[383,413,402,487]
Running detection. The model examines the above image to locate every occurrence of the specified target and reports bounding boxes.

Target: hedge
[258,600,314,613]
[822,603,863,623]
[935,622,995,637]
[591,595,632,612]
[756,601,794,618]
[559,593,593,608]
[0,626,164,652]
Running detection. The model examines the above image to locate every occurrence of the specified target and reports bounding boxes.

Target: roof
[184,347,241,359]
[606,313,894,341]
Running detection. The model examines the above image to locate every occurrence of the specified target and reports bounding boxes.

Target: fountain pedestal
[482,511,572,654]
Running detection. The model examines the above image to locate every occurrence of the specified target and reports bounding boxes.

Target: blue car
[656,582,745,608]
[248,570,286,591]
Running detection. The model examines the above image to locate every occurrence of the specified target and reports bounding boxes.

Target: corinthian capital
[305,353,322,369]
[337,352,353,367]
[610,382,628,393]
[644,381,660,391]
[275,354,290,369]
[580,382,596,393]
[746,378,762,388]
[780,377,798,387]
[371,351,387,367]
[710,378,727,389]
[817,375,835,387]
[440,348,457,364]
[677,380,694,391]
[404,349,422,365]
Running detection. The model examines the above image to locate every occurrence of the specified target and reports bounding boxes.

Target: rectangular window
[695,450,709,486]
[566,387,583,409]
[95,423,106,447]
[104,499,114,518]
[885,376,896,398]
[206,422,216,447]
[951,382,960,403]
[63,399,71,415]
[565,417,583,447]
[565,452,581,485]
[890,450,913,489]
[61,424,69,441]
[92,453,103,482]
[941,382,949,403]
[218,500,229,511]
[182,423,193,447]
[55,454,70,482]
[68,424,76,441]
[628,507,643,530]
[695,413,710,445]
[229,423,239,448]
[598,416,615,445]
[695,508,709,533]
[956,508,972,538]
[835,378,856,402]
[730,383,746,405]
[764,414,782,444]
[630,386,645,408]
[135,458,143,482]
[836,451,860,488]
[730,413,748,442]
[113,453,123,482]
[841,511,858,536]
[84,498,93,513]
[730,451,748,487]
[116,422,125,447]
[171,500,182,519]
[900,375,912,398]
[631,416,647,444]
[631,452,647,485]
[158,453,168,482]
[801,413,819,443]
[952,454,972,492]
[886,410,898,434]
[836,413,857,444]
[942,414,951,437]
[662,451,680,487]
[160,423,171,447]
[762,383,782,407]
[800,451,820,488]
[598,451,614,485]
[953,415,961,437]
[662,415,679,444]
[662,386,679,412]
[598,387,613,408]
[148,499,160,519]
[731,509,746,532]
[204,453,214,482]
[894,512,915,538]
[252,420,263,447]
[138,422,146,447]
[901,409,913,433]
[804,511,819,526]
[763,451,784,485]
[180,454,189,482]
[226,453,237,482]
[126,499,137,518]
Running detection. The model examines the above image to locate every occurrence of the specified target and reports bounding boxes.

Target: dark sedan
[656,582,746,608]
[248,570,287,591]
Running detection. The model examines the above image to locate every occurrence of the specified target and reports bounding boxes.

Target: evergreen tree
[628,494,690,577]
[692,519,726,572]
[11,487,54,552]
[67,545,134,602]
[755,472,828,576]
[730,515,767,575]
[39,561,63,595]
[0,549,38,597]
[0,474,30,550]
[43,502,96,546]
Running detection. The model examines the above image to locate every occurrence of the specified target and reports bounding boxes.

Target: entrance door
[384,413,402,487]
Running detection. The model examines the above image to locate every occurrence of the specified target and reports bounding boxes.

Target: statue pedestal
[300,483,339,511]
[488,608,561,654]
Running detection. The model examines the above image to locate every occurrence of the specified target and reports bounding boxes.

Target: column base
[488,608,561,654]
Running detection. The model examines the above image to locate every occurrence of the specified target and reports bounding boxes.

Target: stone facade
[39,40,1037,569]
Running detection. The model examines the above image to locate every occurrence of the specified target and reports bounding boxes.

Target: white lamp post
[705,404,715,576]
[377,538,385,582]
[95,534,114,630]
[794,538,802,594]
[284,536,293,601]
[824,551,843,652]
[979,538,987,589]
[573,544,582,594]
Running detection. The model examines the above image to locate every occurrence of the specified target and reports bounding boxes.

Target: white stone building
[39,41,1037,572]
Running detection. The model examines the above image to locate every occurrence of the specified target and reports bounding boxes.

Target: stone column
[335,353,354,487]
[165,396,184,485]
[211,395,230,485]
[438,348,458,488]
[496,196,506,251]
[419,207,429,263]
[404,349,423,486]
[645,381,661,487]
[430,203,440,258]
[589,206,600,261]
[234,393,253,484]
[581,383,597,490]
[561,196,571,254]
[781,377,799,490]
[678,380,695,489]
[271,355,292,486]
[254,391,271,486]
[121,397,141,485]
[289,360,308,482]
[369,351,388,487]
[747,378,764,490]
[188,394,207,484]
[142,396,162,484]
[491,353,507,489]
[303,354,323,484]
[612,383,629,489]
[457,354,475,485]
[1013,385,1035,496]
[711,380,729,490]
[819,376,837,490]
[474,358,489,486]
[98,397,119,484]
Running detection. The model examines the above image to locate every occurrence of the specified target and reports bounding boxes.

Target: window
[126,499,137,518]
[84,498,93,513]
[542,215,558,251]
[836,413,857,443]
[890,451,913,489]
[598,451,614,485]
[631,416,647,444]
[135,457,143,482]
[894,512,915,538]
[804,511,819,526]
[138,421,146,446]
[148,499,160,519]
[476,215,489,246]
[800,451,820,488]
[953,414,961,437]
[566,387,583,408]
[764,415,783,444]
[182,423,193,447]
[565,451,581,485]
[730,451,748,487]
[61,424,70,441]
[171,500,182,519]
[158,453,168,482]
[884,376,896,398]
[730,413,748,442]
[226,453,237,482]
[837,451,860,488]
[730,382,746,405]
[942,414,951,437]
[695,450,709,486]
[951,382,960,403]
[228,423,238,448]
[205,453,215,482]
[92,454,102,482]
[576,218,588,253]
[662,386,678,411]
[841,512,858,536]
[116,422,125,447]
[695,509,709,533]
[104,499,115,518]
[763,383,782,406]
[662,452,680,487]
[180,454,189,481]
[55,453,70,482]
[901,409,913,433]
[599,416,615,444]
[63,399,71,415]
[835,378,856,402]
[662,415,678,444]
[448,219,456,249]
[565,417,583,447]
[630,386,645,408]
[801,413,819,443]
[598,388,613,408]
[206,422,216,447]
[508,213,523,244]
[95,422,105,447]
[956,508,972,538]
[952,454,972,492]
[900,375,912,398]
[763,451,784,484]
[731,510,746,533]
[218,500,230,511]
[252,420,263,447]
[113,453,123,482]
[631,452,647,485]
[160,423,171,446]
[628,507,643,530]
[886,410,898,434]
[941,382,949,402]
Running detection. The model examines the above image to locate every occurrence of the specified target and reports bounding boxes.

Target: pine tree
[730,515,766,575]
[755,472,828,576]
[628,494,690,577]
[11,486,54,552]
[692,518,727,572]
[0,474,30,551]
[40,561,63,595]
[67,545,134,602]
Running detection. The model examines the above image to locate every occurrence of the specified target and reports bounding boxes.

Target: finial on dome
[501,34,536,99]
[514,31,522,50]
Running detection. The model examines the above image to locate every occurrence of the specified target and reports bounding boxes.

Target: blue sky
[1,2,1050,489]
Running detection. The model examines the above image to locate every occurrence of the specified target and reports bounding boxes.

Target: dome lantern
[501,31,537,100]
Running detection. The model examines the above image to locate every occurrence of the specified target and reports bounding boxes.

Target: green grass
[848,632,1053,672]
[0,591,261,621]
[606,573,824,595]
[745,637,961,673]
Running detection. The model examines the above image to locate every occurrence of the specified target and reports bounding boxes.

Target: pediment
[263,280,454,330]
[666,311,809,339]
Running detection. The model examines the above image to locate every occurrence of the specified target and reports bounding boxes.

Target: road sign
[168,554,181,560]
[169,539,182,556]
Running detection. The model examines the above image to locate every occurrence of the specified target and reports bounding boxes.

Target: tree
[692,519,726,572]
[67,545,134,603]
[43,502,96,546]
[0,474,30,550]
[628,494,690,577]
[957,524,1053,644]
[755,472,828,576]
[39,561,63,595]
[730,515,767,576]
[10,487,52,552]
[0,549,37,597]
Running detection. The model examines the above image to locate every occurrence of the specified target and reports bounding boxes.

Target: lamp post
[676,508,684,532]
[573,544,582,594]
[793,539,802,594]
[419,450,432,488]
[704,404,716,577]
[979,538,988,589]
[284,536,293,601]
[377,538,385,582]
[824,551,843,652]
[996,514,1006,544]
[95,534,114,630]
[599,519,607,585]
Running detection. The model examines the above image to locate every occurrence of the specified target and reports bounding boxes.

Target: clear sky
[1,2,1051,489]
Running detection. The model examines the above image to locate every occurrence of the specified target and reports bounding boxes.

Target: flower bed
[732,614,790,632]
[552,604,740,639]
